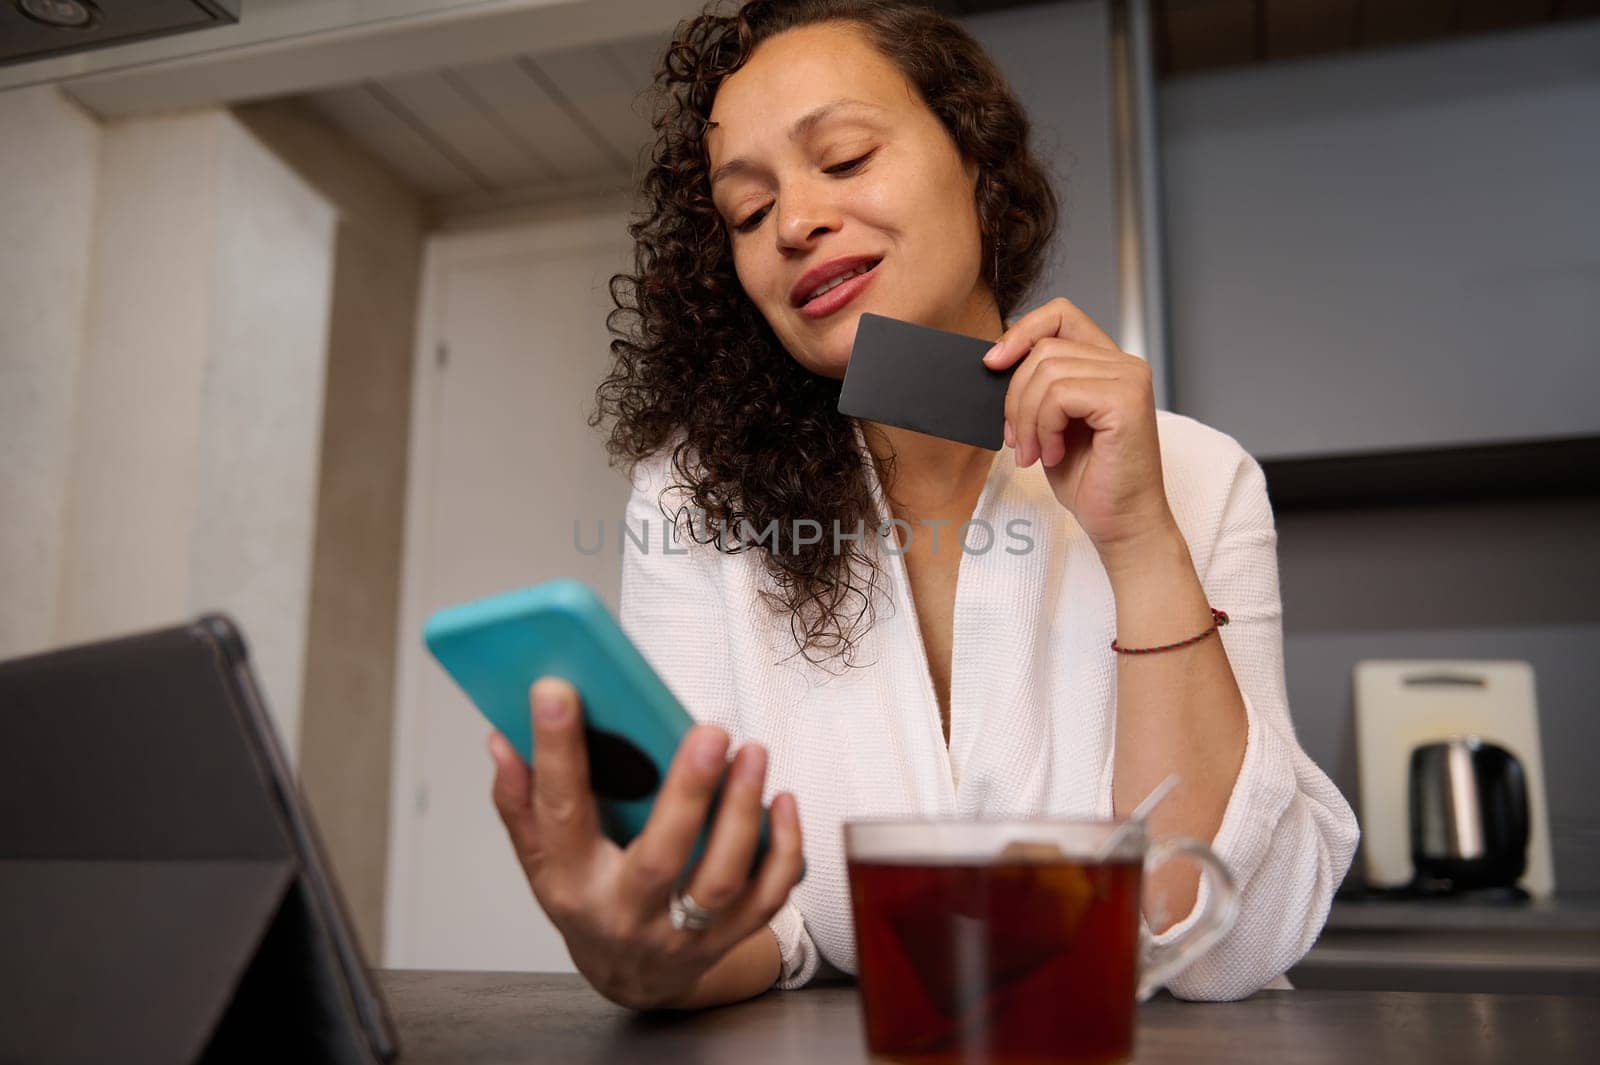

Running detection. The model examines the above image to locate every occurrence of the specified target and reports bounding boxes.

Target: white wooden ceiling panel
[375,69,557,190]
[291,30,689,210]
[606,34,670,92]
[534,43,655,176]
[447,56,617,183]
[304,83,480,198]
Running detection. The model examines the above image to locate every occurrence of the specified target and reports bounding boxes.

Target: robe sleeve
[1138,446,1360,1001]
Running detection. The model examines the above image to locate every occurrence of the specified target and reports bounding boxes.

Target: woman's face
[705,22,999,380]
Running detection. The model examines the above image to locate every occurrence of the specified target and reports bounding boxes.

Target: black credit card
[837,312,1013,449]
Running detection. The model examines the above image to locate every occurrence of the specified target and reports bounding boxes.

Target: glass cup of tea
[844,818,1238,1065]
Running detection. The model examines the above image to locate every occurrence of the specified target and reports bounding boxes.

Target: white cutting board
[1354,660,1554,897]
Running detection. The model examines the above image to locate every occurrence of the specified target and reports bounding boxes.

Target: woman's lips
[797,260,881,320]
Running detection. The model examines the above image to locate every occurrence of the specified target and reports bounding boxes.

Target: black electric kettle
[1408,736,1530,893]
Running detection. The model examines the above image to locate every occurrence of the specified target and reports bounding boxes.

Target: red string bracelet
[1111,608,1229,655]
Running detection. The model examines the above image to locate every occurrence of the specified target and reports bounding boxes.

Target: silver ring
[668,889,717,932]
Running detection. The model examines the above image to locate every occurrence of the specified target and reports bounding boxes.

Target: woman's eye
[735,207,769,234]
[825,152,873,175]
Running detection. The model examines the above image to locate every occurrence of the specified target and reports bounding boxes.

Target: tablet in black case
[0,616,399,1065]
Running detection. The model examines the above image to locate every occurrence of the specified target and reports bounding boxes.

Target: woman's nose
[775,192,840,248]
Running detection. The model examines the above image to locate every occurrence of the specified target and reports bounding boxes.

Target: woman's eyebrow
[709,99,888,188]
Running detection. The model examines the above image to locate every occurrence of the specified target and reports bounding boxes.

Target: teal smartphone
[423,578,794,883]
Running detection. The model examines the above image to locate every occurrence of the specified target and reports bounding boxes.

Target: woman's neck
[863,424,995,516]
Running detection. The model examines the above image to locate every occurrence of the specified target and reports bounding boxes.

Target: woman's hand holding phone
[487,676,805,1010]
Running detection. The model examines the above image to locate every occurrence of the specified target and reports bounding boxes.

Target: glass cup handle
[1136,836,1240,1001]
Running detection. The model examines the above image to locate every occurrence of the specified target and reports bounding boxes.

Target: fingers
[489,731,543,872]
[528,677,602,864]
[679,743,769,913]
[489,731,531,811]
[983,295,1120,370]
[1033,383,1108,468]
[701,791,806,954]
[619,724,730,908]
[1005,347,1126,467]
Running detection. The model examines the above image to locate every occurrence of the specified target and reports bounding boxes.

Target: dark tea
[848,852,1143,1065]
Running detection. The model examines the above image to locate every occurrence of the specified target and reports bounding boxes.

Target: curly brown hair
[592,0,1059,670]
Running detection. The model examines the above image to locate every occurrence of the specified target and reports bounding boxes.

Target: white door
[385,206,634,970]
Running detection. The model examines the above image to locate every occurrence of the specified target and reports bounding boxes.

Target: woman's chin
[784,309,884,379]
[813,354,850,382]
[790,336,854,380]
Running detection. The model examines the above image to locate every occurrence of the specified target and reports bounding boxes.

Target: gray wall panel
[1159,21,1600,459]
[963,0,1120,335]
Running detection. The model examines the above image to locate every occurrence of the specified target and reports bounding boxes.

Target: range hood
[1,0,239,67]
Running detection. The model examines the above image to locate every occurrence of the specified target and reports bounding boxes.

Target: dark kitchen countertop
[377,971,1597,1065]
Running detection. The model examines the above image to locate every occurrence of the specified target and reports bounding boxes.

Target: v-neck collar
[850,420,1009,801]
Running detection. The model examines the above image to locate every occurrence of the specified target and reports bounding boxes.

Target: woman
[486,0,1358,1011]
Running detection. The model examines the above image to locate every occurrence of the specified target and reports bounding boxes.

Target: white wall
[0,87,99,661]
[0,86,336,758]
[55,112,223,643]
[185,115,339,764]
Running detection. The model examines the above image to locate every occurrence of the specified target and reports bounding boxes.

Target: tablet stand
[0,619,394,1065]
